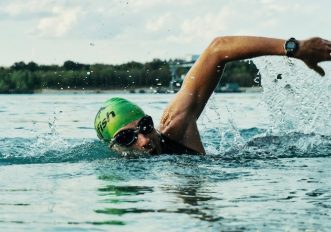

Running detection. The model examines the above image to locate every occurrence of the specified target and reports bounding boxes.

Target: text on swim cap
[97,110,116,138]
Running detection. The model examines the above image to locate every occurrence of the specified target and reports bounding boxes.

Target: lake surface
[0,89,330,231]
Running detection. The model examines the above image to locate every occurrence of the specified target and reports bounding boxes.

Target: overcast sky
[0,0,330,66]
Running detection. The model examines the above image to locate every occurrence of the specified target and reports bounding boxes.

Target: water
[1,58,331,231]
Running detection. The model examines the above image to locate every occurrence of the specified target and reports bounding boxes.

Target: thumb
[305,62,325,76]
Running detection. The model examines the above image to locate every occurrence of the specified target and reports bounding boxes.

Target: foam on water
[0,138,111,165]
[1,129,330,165]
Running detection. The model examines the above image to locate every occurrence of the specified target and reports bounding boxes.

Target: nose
[136,133,152,149]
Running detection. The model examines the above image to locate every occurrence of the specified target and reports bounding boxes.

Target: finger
[326,49,331,59]
[325,50,331,60]
[321,49,331,60]
[312,64,325,76]
[322,38,331,45]
[305,61,325,76]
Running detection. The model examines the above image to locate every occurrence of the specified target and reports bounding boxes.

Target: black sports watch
[284,37,299,57]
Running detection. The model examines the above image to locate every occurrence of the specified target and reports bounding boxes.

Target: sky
[0,0,330,67]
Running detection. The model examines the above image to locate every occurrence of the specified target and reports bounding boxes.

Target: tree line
[0,59,260,93]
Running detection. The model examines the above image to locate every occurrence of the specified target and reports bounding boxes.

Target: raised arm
[164,36,331,120]
[159,36,331,150]
[176,36,285,119]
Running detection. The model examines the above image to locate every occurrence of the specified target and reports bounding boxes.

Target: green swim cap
[94,97,145,141]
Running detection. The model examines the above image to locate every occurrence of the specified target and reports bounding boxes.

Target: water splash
[0,138,111,165]
[0,111,113,165]
[201,92,224,154]
[31,111,71,155]
[254,57,331,136]
[203,57,331,157]
[203,129,331,160]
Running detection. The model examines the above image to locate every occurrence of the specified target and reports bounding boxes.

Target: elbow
[207,36,232,64]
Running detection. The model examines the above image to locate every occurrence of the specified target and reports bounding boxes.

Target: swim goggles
[109,115,154,148]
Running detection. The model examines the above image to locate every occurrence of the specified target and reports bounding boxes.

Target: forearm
[208,36,286,64]
[209,35,331,76]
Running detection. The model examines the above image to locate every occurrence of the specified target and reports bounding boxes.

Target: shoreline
[38,86,263,94]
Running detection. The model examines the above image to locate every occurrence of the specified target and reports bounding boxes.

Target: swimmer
[94,36,331,155]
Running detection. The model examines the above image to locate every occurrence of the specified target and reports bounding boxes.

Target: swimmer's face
[110,116,162,155]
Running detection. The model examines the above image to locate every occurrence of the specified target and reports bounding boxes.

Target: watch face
[287,41,296,49]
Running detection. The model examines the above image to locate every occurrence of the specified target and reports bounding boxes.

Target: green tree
[10,61,26,71]
[26,61,38,72]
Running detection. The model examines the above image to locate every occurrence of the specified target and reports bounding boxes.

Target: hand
[296,37,331,76]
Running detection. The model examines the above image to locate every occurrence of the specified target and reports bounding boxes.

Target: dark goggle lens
[138,116,154,134]
[115,129,136,146]
[113,115,154,147]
